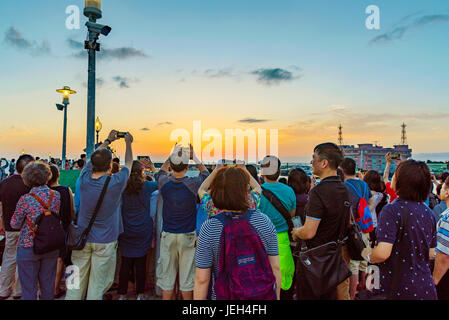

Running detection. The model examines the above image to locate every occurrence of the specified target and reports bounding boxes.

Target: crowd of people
[1,130,449,300]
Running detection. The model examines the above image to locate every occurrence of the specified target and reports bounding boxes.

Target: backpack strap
[345,181,362,199]
[27,191,55,237]
[212,210,254,224]
[29,191,55,214]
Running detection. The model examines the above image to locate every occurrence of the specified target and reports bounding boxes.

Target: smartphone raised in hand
[117,132,127,138]
[391,154,401,160]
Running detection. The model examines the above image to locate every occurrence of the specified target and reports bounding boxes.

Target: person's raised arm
[160,158,170,173]
[198,167,219,197]
[237,162,261,194]
[124,132,134,172]
[190,144,207,173]
[97,130,119,151]
[383,152,392,184]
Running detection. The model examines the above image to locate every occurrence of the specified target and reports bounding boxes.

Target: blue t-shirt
[158,170,209,234]
[119,181,158,257]
[77,161,130,243]
[259,182,296,233]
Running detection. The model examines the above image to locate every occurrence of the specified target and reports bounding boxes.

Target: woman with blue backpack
[194,164,281,300]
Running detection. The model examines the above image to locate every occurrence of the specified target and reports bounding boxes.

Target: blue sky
[0,0,448,161]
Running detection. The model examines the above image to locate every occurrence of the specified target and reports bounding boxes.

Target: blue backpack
[346,182,374,233]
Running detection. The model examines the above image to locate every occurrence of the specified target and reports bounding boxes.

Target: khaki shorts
[349,232,370,275]
[156,231,196,291]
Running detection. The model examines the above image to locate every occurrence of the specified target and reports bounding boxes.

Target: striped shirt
[195,210,279,299]
[437,208,449,255]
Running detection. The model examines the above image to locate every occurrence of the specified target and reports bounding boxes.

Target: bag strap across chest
[26,191,55,237]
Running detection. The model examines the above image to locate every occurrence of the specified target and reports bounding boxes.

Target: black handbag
[66,176,111,251]
[346,207,367,261]
[356,203,410,300]
[296,201,352,297]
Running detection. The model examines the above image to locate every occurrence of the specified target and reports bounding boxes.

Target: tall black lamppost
[84,0,111,158]
[56,86,76,170]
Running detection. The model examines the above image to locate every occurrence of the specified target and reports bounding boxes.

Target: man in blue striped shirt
[433,176,449,299]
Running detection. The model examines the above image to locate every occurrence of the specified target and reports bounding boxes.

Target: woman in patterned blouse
[10,162,61,300]
[361,160,437,300]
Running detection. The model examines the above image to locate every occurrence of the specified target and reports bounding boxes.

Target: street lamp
[95,117,102,144]
[84,0,111,159]
[56,86,77,170]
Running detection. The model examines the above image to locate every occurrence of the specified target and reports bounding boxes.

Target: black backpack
[27,191,66,255]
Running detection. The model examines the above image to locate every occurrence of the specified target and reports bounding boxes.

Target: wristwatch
[105,138,112,145]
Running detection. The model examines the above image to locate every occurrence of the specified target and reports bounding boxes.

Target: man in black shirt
[292,143,351,300]
[0,154,34,299]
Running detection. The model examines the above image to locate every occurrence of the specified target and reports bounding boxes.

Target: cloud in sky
[112,76,139,89]
[4,26,50,56]
[190,66,301,85]
[238,118,270,123]
[369,13,449,45]
[156,122,173,126]
[67,38,148,60]
[203,68,235,79]
[250,68,299,86]
[140,127,150,131]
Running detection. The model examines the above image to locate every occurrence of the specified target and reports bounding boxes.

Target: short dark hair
[210,167,250,212]
[47,164,60,186]
[77,159,85,169]
[113,158,120,164]
[91,149,112,173]
[363,170,383,192]
[395,160,431,202]
[314,143,344,170]
[340,158,357,176]
[245,164,259,184]
[262,156,281,181]
[440,172,449,184]
[288,168,311,195]
[16,154,34,174]
[169,149,189,173]
[81,154,86,159]
[445,176,449,187]
[336,168,345,181]
[22,162,52,188]
[169,159,188,173]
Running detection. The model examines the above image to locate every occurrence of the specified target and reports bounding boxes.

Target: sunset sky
[1,0,448,162]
